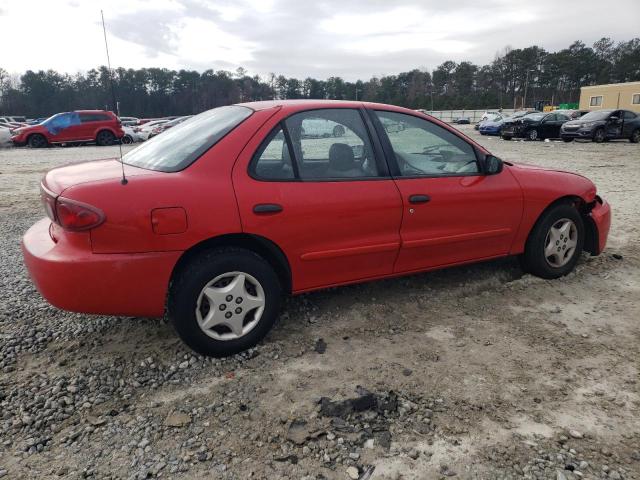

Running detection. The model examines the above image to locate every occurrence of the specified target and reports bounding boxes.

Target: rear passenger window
[623,111,637,120]
[284,109,379,180]
[252,126,295,180]
[80,113,110,123]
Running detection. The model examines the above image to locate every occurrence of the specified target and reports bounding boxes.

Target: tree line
[0,37,639,118]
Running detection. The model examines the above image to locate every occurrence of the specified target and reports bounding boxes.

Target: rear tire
[332,125,345,137]
[521,203,584,279]
[631,129,640,143]
[168,247,283,357]
[501,135,512,141]
[28,134,48,148]
[562,137,574,143]
[96,130,115,146]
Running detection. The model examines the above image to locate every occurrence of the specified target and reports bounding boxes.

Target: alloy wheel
[195,271,265,341]
[544,218,578,268]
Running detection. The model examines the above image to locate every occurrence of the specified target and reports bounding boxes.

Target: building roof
[581,81,640,89]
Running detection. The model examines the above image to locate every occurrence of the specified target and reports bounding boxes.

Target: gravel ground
[0,130,639,480]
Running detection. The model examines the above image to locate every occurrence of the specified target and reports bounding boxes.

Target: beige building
[579,81,640,113]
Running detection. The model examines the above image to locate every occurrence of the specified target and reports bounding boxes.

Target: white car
[136,120,169,141]
[121,126,143,144]
[0,126,12,147]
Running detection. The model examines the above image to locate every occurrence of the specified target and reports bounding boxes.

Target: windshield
[123,106,252,172]
[580,110,612,121]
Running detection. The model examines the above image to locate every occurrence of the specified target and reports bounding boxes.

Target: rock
[0,470,7,478]
[568,429,583,439]
[556,471,568,480]
[364,439,375,449]
[346,466,359,479]
[179,361,189,369]
[609,471,621,480]
[164,412,191,427]
[286,419,323,445]
[402,368,413,376]
[86,416,106,427]
[408,448,420,459]
[314,338,327,354]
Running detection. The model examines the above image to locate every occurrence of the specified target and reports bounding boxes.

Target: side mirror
[484,155,503,175]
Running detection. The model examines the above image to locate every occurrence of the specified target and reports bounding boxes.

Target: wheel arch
[170,233,292,294]
[524,195,598,255]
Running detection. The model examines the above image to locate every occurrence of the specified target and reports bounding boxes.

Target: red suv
[21,101,611,357]
[12,110,124,147]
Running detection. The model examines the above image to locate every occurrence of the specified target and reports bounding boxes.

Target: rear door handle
[253,203,283,214]
[408,194,431,204]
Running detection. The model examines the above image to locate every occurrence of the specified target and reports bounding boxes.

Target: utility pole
[355,85,359,101]
[523,70,532,109]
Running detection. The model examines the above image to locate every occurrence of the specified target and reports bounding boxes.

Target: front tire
[593,128,605,143]
[526,129,538,141]
[28,134,48,148]
[521,204,584,279]
[168,248,283,357]
[96,130,115,146]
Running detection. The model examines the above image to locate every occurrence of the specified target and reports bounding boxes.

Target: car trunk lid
[43,159,156,195]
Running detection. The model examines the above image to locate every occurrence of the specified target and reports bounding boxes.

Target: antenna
[101,10,127,185]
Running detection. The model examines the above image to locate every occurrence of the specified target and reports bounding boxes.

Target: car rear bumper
[22,218,181,317]
[589,197,611,255]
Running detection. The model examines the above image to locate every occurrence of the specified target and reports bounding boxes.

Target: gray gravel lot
[0,130,639,480]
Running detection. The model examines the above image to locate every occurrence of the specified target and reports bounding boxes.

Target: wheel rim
[98,132,113,144]
[529,130,537,140]
[595,130,604,142]
[544,218,578,268]
[31,136,44,147]
[195,271,265,341]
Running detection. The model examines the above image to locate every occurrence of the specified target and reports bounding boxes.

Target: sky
[1,0,639,81]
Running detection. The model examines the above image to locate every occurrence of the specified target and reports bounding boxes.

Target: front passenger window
[374,111,479,176]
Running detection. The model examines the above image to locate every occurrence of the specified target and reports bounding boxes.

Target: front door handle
[253,203,283,214]
[409,194,431,204]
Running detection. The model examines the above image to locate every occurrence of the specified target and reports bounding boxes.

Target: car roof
[237,99,415,113]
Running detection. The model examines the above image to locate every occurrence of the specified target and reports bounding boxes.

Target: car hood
[43,159,157,195]
[563,118,603,126]
[481,120,503,127]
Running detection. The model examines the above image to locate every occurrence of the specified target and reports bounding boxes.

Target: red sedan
[12,110,124,147]
[22,101,611,357]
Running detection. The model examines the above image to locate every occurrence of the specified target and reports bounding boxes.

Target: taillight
[55,197,105,231]
[40,185,57,221]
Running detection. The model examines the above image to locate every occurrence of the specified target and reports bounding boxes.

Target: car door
[370,109,523,273]
[605,110,623,138]
[551,113,570,138]
[622,110,638,136]
[232,107,403,292]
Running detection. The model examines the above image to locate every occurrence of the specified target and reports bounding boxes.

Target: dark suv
[501,112,570,141]
[560,109,640,143]
[11,110,124,148]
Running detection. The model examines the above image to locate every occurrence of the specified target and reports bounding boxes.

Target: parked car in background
[135,119,170,141]
[121,126,144,144]
[475,112,501,129]
[554,109,589,120]
[22,100,611,357]
[0,125,11,147]
[300,117,347,138]
[560,109,640,143]
[452,117,470,124]
[501,112,571,140]
[119,116,139,127]
[27,117,47,125]
[1,115,27,124]
[147,116,193,139]
[478,115,507,135]
[11,110,124,148]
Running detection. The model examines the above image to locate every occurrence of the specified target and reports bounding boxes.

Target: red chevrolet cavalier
[22,101,611,356]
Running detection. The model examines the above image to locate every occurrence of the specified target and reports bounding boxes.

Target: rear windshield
[123,106,253,172]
